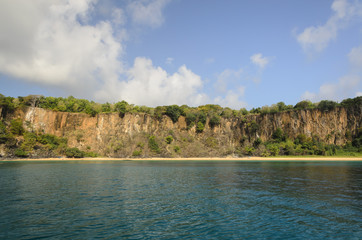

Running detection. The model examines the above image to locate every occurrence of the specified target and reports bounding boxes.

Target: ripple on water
[0,161,361,239]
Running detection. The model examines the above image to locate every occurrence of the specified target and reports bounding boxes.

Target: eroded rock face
[3,106,361,157]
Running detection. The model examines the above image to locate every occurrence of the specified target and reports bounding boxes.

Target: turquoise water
[0,161,361,239]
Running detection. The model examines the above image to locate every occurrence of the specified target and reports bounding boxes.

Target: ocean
[0,160,361,239]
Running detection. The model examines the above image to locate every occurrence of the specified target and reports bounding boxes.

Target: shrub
[253,138,262,148]
[14,148,28,158]
[10,119,24,135]
[196,122,204,133]
[65,147,85,158]
[165,105,182,123]
[186,112,197,128]
[21,132,37,151]
[318,100,338,111]
[294,100,314,110]
[114,100,128,117]
[244,146,255,155]
[198,112,207,125]
[132,150,142,157]
[165,136,173,144]
[84,151,98,157]
[148,136,160,153]
[0,121,8,144]
[272,128,286,143]
[267,144,280,156]
[209,115,221,128]
[173,145,180,153]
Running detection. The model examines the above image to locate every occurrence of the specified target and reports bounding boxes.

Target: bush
[253,138,262,148]
[132,150,142,157]
[0,121,8,144]
[165,136,173,144]
[244,146,255,155]
[114,100,128,117]
[318,100,338,111]
[267,144,280,156]
[294,100,314,110]
[272,128,286,143]
[14,148,28,158]
[209,115,221,128]
[165,105,182,123]
[196,122,204,133]
[173,145,180,153]
[148,136,160,153]
[65,147,85,158]
[186,112,197,128]
[84,151,98,157]
[10,119,24,135]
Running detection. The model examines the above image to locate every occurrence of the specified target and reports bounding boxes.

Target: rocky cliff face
[3,106,361,157]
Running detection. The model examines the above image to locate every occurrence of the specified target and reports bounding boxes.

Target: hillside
[0,95,361,158]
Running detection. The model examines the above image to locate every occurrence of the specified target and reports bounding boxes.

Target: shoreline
[1,156,362,162]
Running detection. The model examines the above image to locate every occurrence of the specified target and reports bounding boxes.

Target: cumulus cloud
[0,0,217,107]
[250,53,269,69]
[127,0,170,28]
[301,75,361,102]
[296,0,362,53]
[357,92,362,96]
[115,57,207,107]
[0,0,122,98]
[213,88,247,109]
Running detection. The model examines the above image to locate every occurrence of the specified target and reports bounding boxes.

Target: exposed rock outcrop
[2,106,361,157]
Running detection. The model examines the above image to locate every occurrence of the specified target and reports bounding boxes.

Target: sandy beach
[1,156,362,161]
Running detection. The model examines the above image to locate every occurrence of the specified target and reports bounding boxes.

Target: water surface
[0,160,361,239]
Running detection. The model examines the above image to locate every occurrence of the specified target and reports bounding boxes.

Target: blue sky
[0,0,361,109]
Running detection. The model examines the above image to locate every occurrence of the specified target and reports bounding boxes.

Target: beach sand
[1,157,362,161]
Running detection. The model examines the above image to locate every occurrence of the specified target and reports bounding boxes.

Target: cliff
[1,105,360,158]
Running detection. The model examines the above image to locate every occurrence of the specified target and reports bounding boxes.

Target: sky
[0,0,361,109]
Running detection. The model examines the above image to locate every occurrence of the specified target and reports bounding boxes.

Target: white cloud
[296,0,362,53]
[250,53,269,69]
[213,89,247,109]
[214,68,243,94]
[0,0,217,107]
[356,92,362,96]
[127,0,170,28]
[112,8,126,26]
[348,45,362,68]
[110,57,208,107]
[301,75,361,102]
[0,0,121,98]
[165,57,174,65]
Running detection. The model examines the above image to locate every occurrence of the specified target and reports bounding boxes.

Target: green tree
[165,105,182,123]
[318,100,338,111]
[10,119,24,135]
[65,147,85,158]
[14,148,28,158]
[114,101,128,117]
[294,100,314,110]
[186,112,197,128]
[101,102,112,112]
[0,121,8,144]
[196,122,204,133]
[272,128,286,143]
[268,144,280,156]
[148,136,160,153]
[209,114,221,128]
